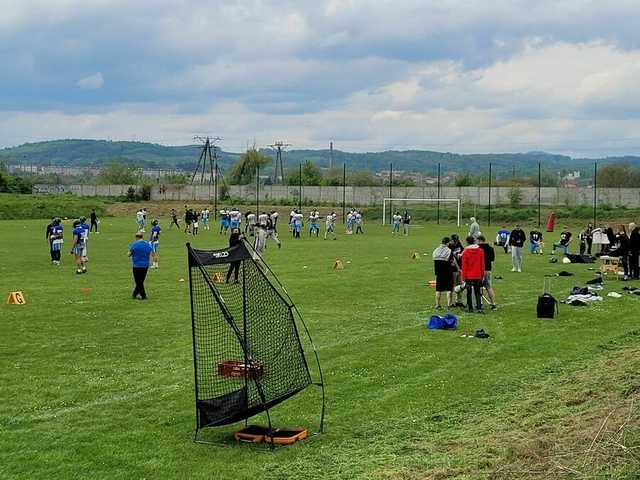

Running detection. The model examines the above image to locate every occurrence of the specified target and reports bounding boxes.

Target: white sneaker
[511,267,516,272]
[517,268,522,273]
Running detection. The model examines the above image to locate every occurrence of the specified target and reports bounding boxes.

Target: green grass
[0,193,111,220]
[1,217,639,479]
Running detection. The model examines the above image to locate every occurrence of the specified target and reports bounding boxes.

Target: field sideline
[1,216,639,479]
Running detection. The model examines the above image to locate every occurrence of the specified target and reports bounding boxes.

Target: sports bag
[537,278,559,319]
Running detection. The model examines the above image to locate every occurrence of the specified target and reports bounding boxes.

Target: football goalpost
[382,198,461,227]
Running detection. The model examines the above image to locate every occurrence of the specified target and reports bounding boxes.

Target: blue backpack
[427,313,457,330]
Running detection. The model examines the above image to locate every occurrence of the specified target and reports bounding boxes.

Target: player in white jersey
[270,211,279,232]
[355,211,364,234]
[136,210,145,231]
[308,210,320,237]
[392,212,402,233]
[201,209,210,230]
[324,212,337,240]
[289,210,296,234]
[266,213,281,248]
[246,211,256,236]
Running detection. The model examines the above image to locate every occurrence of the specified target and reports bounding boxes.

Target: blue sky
[2,0,640,156]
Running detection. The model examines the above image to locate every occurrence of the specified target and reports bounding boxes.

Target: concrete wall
[32,183,640,207]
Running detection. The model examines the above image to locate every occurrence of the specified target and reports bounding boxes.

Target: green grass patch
[0,193,111,220]
[1,217,639,479]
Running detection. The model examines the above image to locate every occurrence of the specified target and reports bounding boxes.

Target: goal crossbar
[382,198,461,227]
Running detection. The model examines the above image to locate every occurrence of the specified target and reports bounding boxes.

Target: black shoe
[490,304,497,310]
[475,309,485,314]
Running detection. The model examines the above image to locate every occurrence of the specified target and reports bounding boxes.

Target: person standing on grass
[71,220,86,274]
[477,235,497,310]
[461,236,485,313]
[448,234,465,307]
[50,218,63,266]
[80,216,90,262]
[192,210,199,236]
[46,218,56,264]
[403,210,411,236]
[509,224,526,272]
[201,208,210,231]
[169,209,179,229]
[90,209,99,233]
[433,237,453,310]
[226,228,243,283]
[266,213,282,248]
[495,226,510,254]
[468,217,481,239]
[325,211,337,240]
[128,231,153,300]
[136,209,145,231]
[149,219,161,269]
[392,211,402,234]
[629,223,640,280]
[355,211,364,235]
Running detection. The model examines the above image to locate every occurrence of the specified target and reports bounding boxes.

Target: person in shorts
[433,237,453,309]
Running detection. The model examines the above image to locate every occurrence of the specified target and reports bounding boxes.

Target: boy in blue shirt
[71,220,86,274]
[80,216,90,261]
[495,227,510,254]
[50,218,64,265]
[128,231,153,299]
[149,220,161,269]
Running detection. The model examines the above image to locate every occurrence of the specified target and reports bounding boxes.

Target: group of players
[45,210,100,274]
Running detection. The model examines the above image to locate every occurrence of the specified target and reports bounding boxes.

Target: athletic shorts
[230,220,240,228]
[73,244,84,256]
[221,220,229,228]
[482,271,493,289]
[151,242,159,253]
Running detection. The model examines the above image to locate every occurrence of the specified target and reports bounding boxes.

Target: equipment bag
[537,278,559,319]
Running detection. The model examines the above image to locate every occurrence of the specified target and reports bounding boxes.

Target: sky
[1,0,640,156]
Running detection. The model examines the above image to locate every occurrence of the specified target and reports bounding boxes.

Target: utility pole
[594,162,598,226]
[488,163,492,226]
[329,141,334,169]
[389,163,393,224]
[268,141,291,185]
[437,163,441,225]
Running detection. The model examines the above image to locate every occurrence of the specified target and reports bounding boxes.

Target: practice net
[187,241,323,437]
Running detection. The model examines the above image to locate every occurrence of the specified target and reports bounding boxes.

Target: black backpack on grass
[537,278,559,319]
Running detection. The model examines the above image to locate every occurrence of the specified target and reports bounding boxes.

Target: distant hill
[2,139,640,178]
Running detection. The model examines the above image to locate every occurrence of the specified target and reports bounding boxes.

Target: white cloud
[77,72,104,90]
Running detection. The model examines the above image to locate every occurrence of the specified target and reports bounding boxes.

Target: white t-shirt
[258,213,268,226]
[393,214,402,224]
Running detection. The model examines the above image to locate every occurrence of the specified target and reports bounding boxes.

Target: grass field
[1,215,639,479]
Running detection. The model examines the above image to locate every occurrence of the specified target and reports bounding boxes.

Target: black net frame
[186,241,325,441]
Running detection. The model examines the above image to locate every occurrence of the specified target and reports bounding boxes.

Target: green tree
[597,163,632,187]
[285,160,323,186]
[509,187,523,208]
[455,172,475,186]
[322,168,343,186]
[228,148,272,185]
[97,159,141,184]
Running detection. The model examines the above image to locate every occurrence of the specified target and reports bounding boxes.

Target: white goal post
[382,198,461,227]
